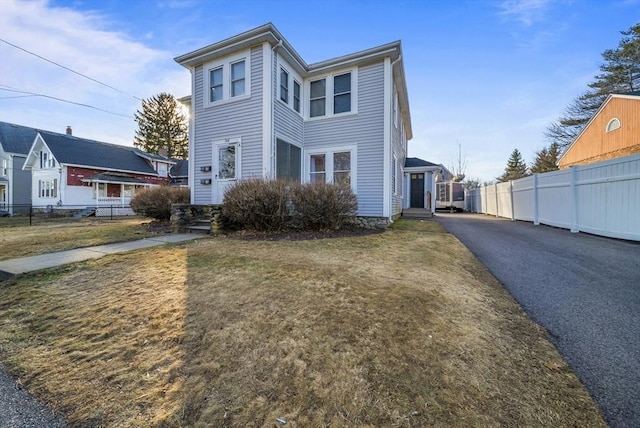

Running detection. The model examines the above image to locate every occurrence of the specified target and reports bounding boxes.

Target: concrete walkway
[0,233,207,427]
[0,234,206,280]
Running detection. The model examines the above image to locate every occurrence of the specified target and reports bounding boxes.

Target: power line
[0,38,143,101]
[0,86,134,118]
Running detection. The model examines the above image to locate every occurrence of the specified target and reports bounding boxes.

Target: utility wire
[0,38,143,101]
[0,87,134,118]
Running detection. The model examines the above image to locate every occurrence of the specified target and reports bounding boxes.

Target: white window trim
[304,144,357,193]
[276,58,304,117]
[280,67,289,104]
[304,67,358,121]
[204,49,251,108]
[1,158,7,176]
[606,118,621,133]
[293,79,301,114]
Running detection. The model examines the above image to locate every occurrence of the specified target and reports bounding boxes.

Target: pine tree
[497,149,529,182]
[134,93,188,159]
[530,143,561,173]
[546,23,640,149]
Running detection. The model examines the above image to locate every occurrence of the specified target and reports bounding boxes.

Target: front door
[213,140,239,204]
[410,173,424,208]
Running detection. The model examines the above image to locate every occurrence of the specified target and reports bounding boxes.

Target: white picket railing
[465,154,640,241]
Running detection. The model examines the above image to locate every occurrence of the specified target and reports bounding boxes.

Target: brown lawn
[0,219,606,427]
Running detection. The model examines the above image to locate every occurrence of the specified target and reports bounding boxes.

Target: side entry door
[212,139,240,204]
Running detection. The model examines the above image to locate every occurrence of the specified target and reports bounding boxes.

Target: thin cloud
[499,0,552,26]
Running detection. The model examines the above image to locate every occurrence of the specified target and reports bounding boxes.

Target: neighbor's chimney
[66,126,72,135]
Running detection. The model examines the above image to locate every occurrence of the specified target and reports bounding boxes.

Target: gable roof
[34,130,159,175]
[0,122,39,155]
[558,92,640,163]
[174,22,412,139]
[170,159,188,178]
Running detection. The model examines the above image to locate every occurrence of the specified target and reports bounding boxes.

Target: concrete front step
[401,209,433,219]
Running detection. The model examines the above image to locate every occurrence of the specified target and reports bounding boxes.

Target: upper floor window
[157,162,168,178]
[40,151,55,169]
[204,50,250,106]
[280,68,289,103]
[293,80,301,113]
[307,70,356,119]
[1,159,7,176]
[606,118,621,133]
[231,60,245,97]
[210,67,223,102]
[333,73,351,114]
[310,79,326,117]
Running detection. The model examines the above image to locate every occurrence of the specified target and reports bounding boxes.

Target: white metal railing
[465,154,640,241]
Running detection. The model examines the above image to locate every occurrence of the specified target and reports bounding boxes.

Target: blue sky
[0,0,638,182]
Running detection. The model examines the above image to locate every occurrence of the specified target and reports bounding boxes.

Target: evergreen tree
[530,143,561,173]
[134,93,188,159]
[546,23,640,149]
[497,149,529,182]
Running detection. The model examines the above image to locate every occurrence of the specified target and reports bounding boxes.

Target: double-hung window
[205,50,249,106]
[308,70,355,118]
[333,73,351,114]
[280,68,289,103]
[293,80,301,113]
[231,60,245,97]
[39,178,57,198]
[310,79,326,117]
[307,147,356,190]
[1,159,7,176]
[210,67,223,102]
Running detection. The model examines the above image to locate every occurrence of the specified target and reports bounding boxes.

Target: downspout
[271,40,283,178]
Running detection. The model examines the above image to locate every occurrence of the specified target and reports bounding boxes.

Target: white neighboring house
[174,22,424,225]
[21,126,185,215]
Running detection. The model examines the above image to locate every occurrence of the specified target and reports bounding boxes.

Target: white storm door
[213,139,240,204]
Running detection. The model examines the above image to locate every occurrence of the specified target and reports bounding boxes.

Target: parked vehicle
[436,181,465,212]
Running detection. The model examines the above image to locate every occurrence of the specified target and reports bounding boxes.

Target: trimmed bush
[220,179,357,232]
[291,182,358,230]
[130,186,190,220]
[220,179,290,231]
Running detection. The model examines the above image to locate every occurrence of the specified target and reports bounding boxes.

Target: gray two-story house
[0,122,37,215]
[175,23,413,225]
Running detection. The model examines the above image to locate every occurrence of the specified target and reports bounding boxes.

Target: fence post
[111,205,113,220]
[494,183,499,217]
[509,180,515,220]
[533,173,539,225]
[570,166,579,233]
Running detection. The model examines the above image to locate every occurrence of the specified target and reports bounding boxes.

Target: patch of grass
[0,217,160,261]
[0,221,606,427]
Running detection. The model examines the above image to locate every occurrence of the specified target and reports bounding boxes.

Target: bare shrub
[220,179,290,231]
[221,179,357,232]
[291,182,357,230]
[130,186,190,220]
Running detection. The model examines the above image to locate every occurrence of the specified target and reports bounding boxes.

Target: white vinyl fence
[465,154,640,241]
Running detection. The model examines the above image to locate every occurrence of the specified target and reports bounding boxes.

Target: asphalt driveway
[435,213,640,428]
